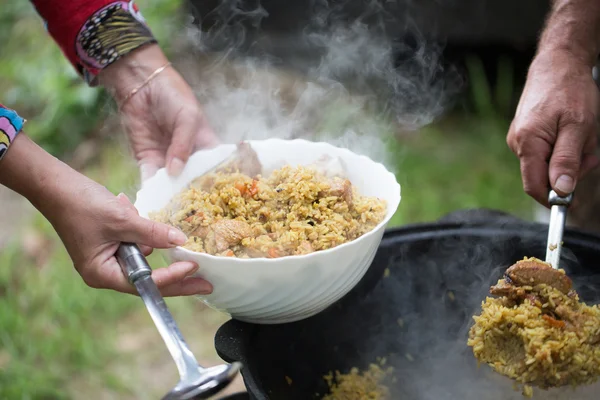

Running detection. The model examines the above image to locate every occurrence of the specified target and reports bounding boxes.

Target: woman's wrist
[0,134,84,218]
[31,1,158,87]
[98,43,170,103]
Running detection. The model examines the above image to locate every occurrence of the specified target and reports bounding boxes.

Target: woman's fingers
[152,262,212,296]
[157,276,213,297]
[139,245,154,256]
[87,259,211,297]
[151,261,198,287]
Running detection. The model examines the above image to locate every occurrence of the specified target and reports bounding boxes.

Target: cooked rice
[468,258,600,396]
[322,359,394,400]
[150,165,386,258]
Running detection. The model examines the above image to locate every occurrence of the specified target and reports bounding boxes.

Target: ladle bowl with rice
[134,139,401,324]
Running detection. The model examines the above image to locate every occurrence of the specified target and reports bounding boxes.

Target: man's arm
[537,0,600,66]
[506,0,600,206]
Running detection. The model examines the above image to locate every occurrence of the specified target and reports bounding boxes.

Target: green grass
[389,116,533,226]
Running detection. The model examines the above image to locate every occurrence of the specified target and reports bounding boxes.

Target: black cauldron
[214,209,600,400]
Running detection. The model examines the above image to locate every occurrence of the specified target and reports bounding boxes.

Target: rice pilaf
[322,359,394,400]
[468,257,600,397]
[150,164,386,258]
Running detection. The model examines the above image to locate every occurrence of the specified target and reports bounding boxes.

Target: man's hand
[507,50,600,205]
[99,44,219,181]
[506,0,600,206]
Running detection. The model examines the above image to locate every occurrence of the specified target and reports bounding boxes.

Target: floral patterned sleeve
[29,0,157,86]
[0,105,26,162]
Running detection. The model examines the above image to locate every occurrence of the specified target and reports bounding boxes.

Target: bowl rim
[135,138,401,265]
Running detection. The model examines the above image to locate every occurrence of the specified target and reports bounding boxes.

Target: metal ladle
[116,243,242,400]
[545,190,574,269]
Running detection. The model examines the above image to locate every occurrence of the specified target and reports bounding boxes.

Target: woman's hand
[0,134,212,296]
[51,187,212,296]
[99,44,219,181]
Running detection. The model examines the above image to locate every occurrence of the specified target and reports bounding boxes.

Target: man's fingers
[548,119,594,196]
[579,153,600,179]
[578,133,600,179]
[507,115,555,206]
[520,155,551,207]
[512,128,553,206]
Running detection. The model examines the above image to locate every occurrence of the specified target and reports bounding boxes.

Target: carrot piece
[267,248,279,258]
[542,314,566,328]
[249,180,259,196]
[235,182,247,195]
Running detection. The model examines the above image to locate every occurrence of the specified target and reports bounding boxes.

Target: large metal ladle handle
[545,190,573,269]
[116,243,206,382]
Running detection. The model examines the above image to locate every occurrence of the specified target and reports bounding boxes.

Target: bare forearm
[0,135,89,217]
[538,0,600,67]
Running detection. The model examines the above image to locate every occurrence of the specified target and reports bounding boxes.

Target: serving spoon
[544,189,574,270]
[116,243,242,400]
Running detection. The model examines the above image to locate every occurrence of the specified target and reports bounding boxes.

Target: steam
[173,0,462,172]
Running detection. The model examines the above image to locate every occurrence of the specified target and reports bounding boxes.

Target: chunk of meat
[190,142,262,191]
[190,225,210,239]
[323,178,353,206]
[297,240,314,255]
[211,220,253,252]
[490,279,526,299]
[242,234,274,258]
[489,278,543,305]
[554,304,586,327]
[192,175,216,192]
[215,142,262,178]
[505,259,572,294]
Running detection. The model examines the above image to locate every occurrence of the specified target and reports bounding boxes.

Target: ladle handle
[545,190,573,269]
[117,242,152,283]
[116,243,204,379]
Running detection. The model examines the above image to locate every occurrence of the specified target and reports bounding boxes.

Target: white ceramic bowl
[134,139,401,324]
